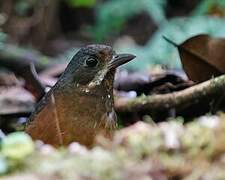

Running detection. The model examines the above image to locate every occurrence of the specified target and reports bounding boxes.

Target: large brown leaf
[165,34,225,82]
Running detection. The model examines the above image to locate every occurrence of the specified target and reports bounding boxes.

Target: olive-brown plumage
[25,45,135,147]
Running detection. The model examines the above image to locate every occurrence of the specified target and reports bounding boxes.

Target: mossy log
[115,74,225,115]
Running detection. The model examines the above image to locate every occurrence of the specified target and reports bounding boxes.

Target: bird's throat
[87,68,108,89]
[74,69,115,96]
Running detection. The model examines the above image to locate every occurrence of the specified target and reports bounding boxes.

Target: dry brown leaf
[165,34,225,82]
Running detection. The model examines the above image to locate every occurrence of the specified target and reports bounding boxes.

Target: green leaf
[192,0,225,15]
[92,0,166,41]
[65,0,96,8]
[0,156,8,175]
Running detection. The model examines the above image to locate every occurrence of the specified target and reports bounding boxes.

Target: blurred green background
[1,1,225,177]
[1,0,225,70]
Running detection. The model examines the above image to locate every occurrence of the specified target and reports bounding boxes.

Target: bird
[25,44,136,147]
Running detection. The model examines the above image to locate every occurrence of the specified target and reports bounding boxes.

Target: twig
[21,63,45,101]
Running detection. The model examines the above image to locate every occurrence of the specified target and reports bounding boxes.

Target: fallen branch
[115,74,225,114]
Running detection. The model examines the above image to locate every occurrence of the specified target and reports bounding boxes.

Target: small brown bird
[25,45,135,147]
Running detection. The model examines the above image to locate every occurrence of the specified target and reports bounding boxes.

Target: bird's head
[63,44,136,88]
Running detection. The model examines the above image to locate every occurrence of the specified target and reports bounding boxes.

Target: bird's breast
[52,87,116,145]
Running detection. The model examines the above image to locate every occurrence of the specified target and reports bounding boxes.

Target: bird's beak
[108,54,136,69]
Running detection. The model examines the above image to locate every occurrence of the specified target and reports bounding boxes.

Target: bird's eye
[85,57,98,67]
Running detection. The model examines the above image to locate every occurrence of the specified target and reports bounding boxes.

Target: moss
[2,114,225,179]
